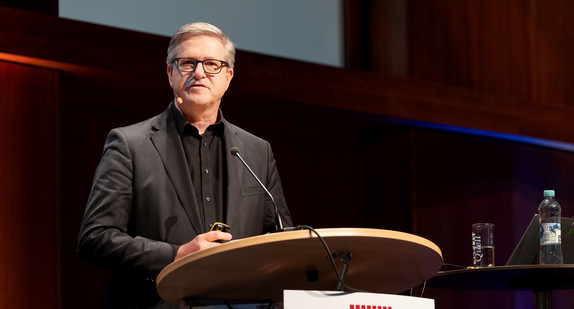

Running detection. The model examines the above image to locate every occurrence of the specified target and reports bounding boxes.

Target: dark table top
[427,264,574,292]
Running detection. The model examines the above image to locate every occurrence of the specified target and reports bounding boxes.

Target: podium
[156,228,443,305]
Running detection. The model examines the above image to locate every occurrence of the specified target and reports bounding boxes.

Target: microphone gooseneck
[231,147,367,292]
[230,147,284,230]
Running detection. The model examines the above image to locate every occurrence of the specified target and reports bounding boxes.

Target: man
[78,22,292,308]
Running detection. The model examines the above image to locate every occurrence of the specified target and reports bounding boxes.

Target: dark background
[2,1,574,308]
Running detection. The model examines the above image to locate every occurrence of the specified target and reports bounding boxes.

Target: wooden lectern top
[156,228,443,304]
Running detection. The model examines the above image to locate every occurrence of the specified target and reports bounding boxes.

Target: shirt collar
[169,101,225,136]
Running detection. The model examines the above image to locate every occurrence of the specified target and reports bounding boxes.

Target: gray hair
[166,22,236,68]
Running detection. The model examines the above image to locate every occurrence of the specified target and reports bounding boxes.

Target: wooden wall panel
[0,0,57,15]
[60,102,154,309]
[344,0,408,76]
[407,0,574,106]
[0,61,60,308]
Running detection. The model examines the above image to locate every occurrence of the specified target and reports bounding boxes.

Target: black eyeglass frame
[173,57,229,74]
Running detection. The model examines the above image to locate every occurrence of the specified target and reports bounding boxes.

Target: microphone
[230,146,284,231]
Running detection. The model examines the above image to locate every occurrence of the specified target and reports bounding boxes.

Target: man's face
[167,35,234,113]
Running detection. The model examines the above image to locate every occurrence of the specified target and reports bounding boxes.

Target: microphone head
[230,147,240,156]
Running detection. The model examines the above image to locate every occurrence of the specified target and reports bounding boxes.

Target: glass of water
[472,223,494,267]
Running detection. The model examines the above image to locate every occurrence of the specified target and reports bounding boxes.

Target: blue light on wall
[408,120,574,152]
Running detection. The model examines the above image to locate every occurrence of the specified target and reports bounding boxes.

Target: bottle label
[540,223,561,245]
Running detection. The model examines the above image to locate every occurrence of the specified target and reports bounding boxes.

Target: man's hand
[174,231,232,261]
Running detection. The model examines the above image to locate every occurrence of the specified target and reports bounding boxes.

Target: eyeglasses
[173,58,229,74]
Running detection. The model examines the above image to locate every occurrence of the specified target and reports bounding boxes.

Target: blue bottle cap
[544,190,555,197]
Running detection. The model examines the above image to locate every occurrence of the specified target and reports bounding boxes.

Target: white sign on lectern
[284,290,434,309]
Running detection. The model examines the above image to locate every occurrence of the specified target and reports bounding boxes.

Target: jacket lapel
[149,107,205,233]
[223,122,245,229]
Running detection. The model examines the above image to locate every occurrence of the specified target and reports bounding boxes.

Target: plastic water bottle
[538,190,563,264]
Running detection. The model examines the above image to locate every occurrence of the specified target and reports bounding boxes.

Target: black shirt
[170,102,226,232]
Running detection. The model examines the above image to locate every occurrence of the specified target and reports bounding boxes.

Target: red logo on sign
[349,305,392,309]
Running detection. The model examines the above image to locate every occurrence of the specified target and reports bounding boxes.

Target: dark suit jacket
[78,104,292,308]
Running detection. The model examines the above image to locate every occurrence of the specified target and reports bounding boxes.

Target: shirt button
[203,142,207,147]
[206,196,211,202]
[205,168,209,174]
